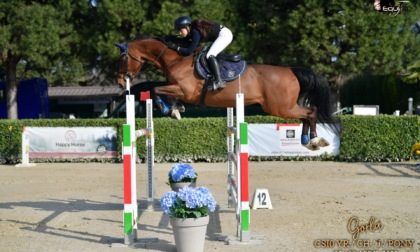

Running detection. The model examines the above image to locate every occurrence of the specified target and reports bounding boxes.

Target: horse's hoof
[311,145,320,151]
[170,109,182,120]
[303,143,319,151]
[310,137,329,149]
[303,144,312,150]
[318,137,330,147]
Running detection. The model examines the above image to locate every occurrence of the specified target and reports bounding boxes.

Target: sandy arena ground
[0,161,419,252]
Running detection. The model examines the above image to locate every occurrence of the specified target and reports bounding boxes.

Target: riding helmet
[174,16,192,32]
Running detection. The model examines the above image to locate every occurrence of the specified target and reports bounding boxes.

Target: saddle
[195,47,247,82]
[161,36,246,82]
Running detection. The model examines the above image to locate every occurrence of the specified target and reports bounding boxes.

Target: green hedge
[338,115,420,162]
[0,115,419,163]
[139,116,297,162]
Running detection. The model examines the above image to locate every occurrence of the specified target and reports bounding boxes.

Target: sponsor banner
[27,127,117,158]
[249,124,340,156]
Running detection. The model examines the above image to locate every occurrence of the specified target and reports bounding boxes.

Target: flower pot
[170,215,209,252]
[170,182,196,192]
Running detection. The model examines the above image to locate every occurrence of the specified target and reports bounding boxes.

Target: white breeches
[206,27,233,59]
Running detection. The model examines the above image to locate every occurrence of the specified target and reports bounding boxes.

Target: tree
[228,0,304,63]
[81,0,148,84]
[401,59,420,83]
[2,0,418,119]
[230,0,419,86]
[0,0,149,119]
[0,1,76,119]
[124,0,234,81]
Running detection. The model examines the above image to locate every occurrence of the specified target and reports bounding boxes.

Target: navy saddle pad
[195,53,247,82]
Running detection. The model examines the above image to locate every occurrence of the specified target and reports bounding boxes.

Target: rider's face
[179,27,189,37]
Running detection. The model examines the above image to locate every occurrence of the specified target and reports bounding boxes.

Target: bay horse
[115,37,338,151]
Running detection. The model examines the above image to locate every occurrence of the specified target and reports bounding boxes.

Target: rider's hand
[166,42,178,51]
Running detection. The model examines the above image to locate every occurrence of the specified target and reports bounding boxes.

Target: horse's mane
[159,35,192,48]
[124,35,162,44]
[127,35,191,48]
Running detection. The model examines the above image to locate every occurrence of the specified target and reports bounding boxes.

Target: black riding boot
[208,56,226,90]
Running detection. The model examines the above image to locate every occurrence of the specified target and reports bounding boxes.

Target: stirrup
[207,81,226,91]
[215,81,226,89]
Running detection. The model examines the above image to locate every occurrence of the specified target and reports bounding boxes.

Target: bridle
[117,44,167,82]
[117,40,197,83]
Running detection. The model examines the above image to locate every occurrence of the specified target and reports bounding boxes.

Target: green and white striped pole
[223,93,264,245]
[122,77,138,245]
[235,93,250,242]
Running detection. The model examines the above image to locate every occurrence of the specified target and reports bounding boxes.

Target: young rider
[167,16,233,90]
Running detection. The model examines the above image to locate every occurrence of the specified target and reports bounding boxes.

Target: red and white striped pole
[122,77,138,245]
[235,94,250,242]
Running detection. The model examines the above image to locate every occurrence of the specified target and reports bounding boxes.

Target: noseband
[118,51,143,81]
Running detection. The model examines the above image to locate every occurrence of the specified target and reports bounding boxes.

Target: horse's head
[114,38,185,89]
[114,43,144,89]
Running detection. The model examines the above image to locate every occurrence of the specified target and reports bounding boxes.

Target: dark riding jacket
[178,22,221,56]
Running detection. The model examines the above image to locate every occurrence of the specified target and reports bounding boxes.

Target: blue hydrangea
[168,163,197,183]
[160,186,217,218]
[160,191,177,215]
[197,186,216,212]
[177,186,202,208]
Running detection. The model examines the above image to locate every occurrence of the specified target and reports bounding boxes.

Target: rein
[164,53,195,77]
[119,40,198,86]
[124,41,196,80]
[120,44,168,80]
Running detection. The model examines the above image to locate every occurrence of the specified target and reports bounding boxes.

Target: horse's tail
[291,67,339,134]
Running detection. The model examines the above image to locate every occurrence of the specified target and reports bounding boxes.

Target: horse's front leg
[154,85,187,120]
[154,85,186,100]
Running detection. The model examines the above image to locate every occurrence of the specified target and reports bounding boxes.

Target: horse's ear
[114,43,128,55]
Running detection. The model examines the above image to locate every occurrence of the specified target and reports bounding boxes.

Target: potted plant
[160,186,216,252]
[167,162,197,192]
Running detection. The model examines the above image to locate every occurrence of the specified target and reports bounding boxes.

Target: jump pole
[221,93,264,245]
[112,77,157,248]
[236,93,250,241]
[145,99,155,210]
[15,126,36,167]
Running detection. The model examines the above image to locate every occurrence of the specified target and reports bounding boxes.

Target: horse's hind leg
[301,117,323,151]
[299,107,319,150]
[301,119,310,145]
[300,107,330,150]
[268,104,329,151]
